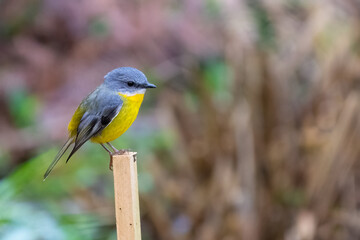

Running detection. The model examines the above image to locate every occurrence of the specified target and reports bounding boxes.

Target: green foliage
[0,148,11,176]
[88,17,109,38]
[7,89,39,128]
[248,2,276,49]
[203,58,233,105]
[204,0,221,17]
[278,188,307,208]
[0,149,113,239]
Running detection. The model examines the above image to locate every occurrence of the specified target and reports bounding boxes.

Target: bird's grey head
[103,67,156,95]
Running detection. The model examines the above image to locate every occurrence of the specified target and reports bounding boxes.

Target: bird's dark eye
[127,81,135,87]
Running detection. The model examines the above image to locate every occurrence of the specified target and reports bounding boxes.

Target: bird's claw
[108,149,132,171]
[111,149,131,155]
[109,157,113,171]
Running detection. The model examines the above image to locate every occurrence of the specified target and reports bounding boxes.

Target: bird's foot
[111,149,131,155]
[108,149,132,171]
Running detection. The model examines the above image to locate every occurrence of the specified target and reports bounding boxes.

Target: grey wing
[66,92,123,163]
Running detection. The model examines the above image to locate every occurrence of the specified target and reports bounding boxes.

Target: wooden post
[112,152,142,240]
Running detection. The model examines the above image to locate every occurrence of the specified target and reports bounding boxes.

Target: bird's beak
[144,83,156,88]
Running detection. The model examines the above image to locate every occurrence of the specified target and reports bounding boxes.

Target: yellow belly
[90,93,144,143]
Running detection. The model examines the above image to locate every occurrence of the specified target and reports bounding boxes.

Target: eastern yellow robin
[44,67,156,180]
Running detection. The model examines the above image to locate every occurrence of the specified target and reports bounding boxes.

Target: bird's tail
[43,138,73,180]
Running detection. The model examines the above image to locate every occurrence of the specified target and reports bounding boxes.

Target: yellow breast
[68,106,85,137]
[90,93,144,143]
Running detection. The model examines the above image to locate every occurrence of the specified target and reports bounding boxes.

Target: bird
[44,67,156,180]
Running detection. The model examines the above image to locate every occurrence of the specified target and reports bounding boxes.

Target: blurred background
[1,0,360,239]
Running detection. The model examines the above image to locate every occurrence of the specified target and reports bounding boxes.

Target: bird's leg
[106,142,119,152]
[106,142,128,154]
[101,143,114,171]
[101,143,113,155]
[103,142,130,170]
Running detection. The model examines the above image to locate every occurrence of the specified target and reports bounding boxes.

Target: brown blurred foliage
[1,0,360,239]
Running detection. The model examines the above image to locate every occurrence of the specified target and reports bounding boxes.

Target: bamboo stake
[112,152,142,240]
